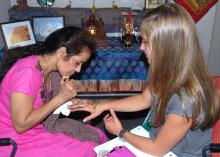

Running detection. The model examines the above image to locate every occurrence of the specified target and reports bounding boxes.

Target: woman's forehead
[77,49,91,61]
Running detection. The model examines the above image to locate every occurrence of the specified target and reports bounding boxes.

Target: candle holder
[82,14,107,47]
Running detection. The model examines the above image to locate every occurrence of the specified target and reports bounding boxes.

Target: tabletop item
[121,11,137,47]
[53,101,72,116]
[94,125,177,157]
[108,146,136,157]
[37,0,55,7]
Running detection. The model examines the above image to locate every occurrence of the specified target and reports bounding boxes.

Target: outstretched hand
[68,100,102,122]
[103,109,123,136]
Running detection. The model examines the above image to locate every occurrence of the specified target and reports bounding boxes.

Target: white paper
[53,101,72,116]
[94,125,177,157]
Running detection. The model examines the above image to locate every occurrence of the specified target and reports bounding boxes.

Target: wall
[0,0,11,48]
[167,0,217,64]
[208,1,220,76]
[10,0,145,9]
[195,4,216,63]
[6,0,220,75]
[9,1,217,57]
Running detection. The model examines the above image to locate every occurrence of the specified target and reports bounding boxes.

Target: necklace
[142,94,158,131]
[36,61,53,103]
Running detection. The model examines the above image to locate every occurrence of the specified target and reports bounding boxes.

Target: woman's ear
[57,47,67,58]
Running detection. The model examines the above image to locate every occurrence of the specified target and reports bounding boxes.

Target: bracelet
[118,128,128,139]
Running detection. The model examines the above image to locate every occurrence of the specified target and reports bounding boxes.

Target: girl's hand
[58,76,77,103]
[103,109,123,136]
[68,100,103,122]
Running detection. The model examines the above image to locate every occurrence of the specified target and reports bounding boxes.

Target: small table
[77,91,142,99]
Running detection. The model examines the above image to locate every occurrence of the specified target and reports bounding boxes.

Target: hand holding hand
[68,100,102,122]
[58,76,77,103]
[103,109,123,136]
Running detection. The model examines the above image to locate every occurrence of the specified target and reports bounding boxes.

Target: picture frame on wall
[32,16,65,42]
[0,20,36,49]
[145,0,166,10]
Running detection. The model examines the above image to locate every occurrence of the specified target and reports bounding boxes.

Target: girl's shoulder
[166,91,193,117]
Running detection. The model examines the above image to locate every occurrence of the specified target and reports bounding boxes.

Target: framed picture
[0,20,36,49]
[145,0,166,10]
[32,16,65,42]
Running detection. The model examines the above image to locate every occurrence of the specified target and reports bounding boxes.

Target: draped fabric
[73,38,148,92]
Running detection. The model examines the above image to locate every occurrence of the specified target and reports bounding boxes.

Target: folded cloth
[53,101,72,116]
[43,113,101,144]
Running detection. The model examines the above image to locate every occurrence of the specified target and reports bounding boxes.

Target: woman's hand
[58,76,77,103]
[68,100,103,122]
[103,109,123,136]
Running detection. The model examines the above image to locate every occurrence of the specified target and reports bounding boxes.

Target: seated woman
[0,26,107,157]
[70,4,220,157]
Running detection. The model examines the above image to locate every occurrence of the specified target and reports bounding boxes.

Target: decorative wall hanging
[176,0,218,22]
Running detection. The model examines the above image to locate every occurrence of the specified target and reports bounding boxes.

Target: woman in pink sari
[0,26,107,157]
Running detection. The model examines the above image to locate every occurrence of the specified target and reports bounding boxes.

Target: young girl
[0,26,107,157]
[70,4,220,156]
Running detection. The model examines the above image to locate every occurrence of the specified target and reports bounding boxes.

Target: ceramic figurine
[12,0,29,10]
[37,0,55,7]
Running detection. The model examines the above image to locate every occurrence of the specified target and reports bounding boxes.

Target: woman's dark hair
[0,26,96,81]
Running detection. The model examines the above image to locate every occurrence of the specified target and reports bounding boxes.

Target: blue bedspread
[76,38,148,80]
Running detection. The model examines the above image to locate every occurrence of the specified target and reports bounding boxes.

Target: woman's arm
[10,93,64,133]
[10,76,77,133]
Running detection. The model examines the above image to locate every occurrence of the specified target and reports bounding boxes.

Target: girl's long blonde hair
[141,3,219,130]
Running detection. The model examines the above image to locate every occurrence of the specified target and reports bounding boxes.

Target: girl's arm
[121,114,192,156]
[70,86,152,122]
[98,86,152,112]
